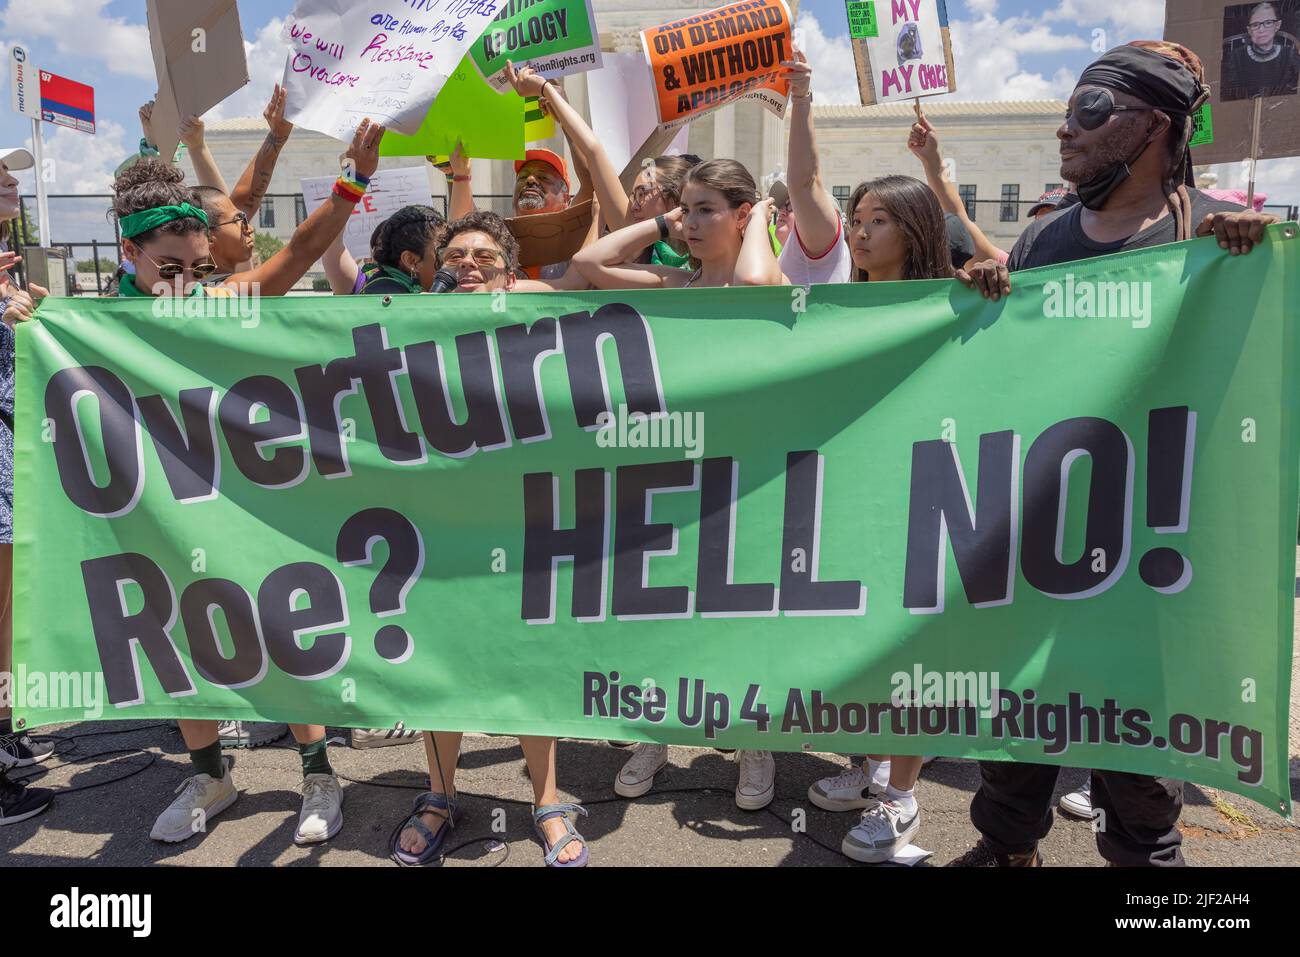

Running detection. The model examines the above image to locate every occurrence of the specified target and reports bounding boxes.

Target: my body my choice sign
[14,228,1300,814]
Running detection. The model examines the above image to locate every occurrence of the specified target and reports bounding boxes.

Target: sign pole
[1245,95,1263,210]
[29,117,50,246]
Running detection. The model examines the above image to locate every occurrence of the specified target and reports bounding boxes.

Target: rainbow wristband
[333,177,367,203]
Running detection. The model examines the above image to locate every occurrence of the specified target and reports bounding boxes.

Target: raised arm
[230,85,294,220]
[179,114,229,194]
[505,61,636,229]
[321,230,361,295]
[222,120,385,297]
[734,197,788,285]
[908,107,1006,264]
[780,50,842,256]
[571,207,689,289]
[446,143,476,220]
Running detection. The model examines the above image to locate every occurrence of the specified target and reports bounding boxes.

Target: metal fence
[13,191,1300,295]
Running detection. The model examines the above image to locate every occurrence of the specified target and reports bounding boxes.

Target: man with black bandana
[953,42,1277,867]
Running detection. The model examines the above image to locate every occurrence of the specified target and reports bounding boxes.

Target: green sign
[1190,101,1214,148]
[846,0,878,38]
[14,228,1300,814]
[468,0,603,92]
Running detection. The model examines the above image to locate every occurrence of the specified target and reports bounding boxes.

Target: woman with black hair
[358,204,447,294]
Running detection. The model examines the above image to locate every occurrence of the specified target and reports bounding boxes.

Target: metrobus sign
[9,45,95,134]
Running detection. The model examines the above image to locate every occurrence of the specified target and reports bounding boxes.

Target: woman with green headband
[110,123,385,850]
[116,119,385,300]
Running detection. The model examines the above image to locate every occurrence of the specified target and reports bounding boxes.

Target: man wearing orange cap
[513,148,572,217]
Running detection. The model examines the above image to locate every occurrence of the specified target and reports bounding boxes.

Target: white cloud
[944,11,1084,101]
[1210,157,1300,215]
[1045,0,1167,40]
[0,0,153,80]
[205,18,290,122]
[29,118,128,194]
[794,11,859,106]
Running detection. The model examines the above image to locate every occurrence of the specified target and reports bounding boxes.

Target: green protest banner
[14,228,1300,814]
[469,0,603,92]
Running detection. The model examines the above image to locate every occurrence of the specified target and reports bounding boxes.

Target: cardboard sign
[146,0,250,165]
[640,0,793,130]
[279,0,500,143]
[1165,0,1300,165]
[300,165,434,259]
[850,0,956,105]
[469,0,603,92]
[506,198,593,267]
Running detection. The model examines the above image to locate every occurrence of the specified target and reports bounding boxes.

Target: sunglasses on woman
[211,210,251,232]
[139,249,219,280]
[438,246,505,268]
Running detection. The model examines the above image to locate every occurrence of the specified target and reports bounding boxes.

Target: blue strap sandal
[533,802,589,867]
[390,792,460,867]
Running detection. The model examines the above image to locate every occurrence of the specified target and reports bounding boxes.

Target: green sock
[299,738,333,777]
[190,741,224,779]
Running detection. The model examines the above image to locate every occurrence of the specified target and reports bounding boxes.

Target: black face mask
[1076,135,1157,211]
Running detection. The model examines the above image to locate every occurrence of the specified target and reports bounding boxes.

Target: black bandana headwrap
[1076,44,1209,188]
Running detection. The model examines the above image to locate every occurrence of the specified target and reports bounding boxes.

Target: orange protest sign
[640,0,793,130]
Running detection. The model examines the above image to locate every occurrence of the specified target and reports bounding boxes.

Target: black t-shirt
[1006,189,1245,272]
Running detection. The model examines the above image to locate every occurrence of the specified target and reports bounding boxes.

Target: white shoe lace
[622,743,667,779]
[855,800,905,841]
[301,776,337,813]
[172,773,212,808]
[823,767,869,791]
[736,750,772,790]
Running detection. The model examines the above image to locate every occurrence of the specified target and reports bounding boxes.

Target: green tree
[253,232,285,263]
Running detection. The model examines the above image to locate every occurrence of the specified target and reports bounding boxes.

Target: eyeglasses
[1066,89,1159,131]
[1248,18,1281,29]
[438,246,505,268]
[211,211,251,232]
[631,184,662,206]
[139,249,219,280]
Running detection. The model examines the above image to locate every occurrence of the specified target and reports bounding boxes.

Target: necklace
[1247,42,1281,63]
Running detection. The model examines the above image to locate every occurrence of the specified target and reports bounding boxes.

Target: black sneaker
[0,772,54,826]
[946,837,1043,867]
[0,729,55,768]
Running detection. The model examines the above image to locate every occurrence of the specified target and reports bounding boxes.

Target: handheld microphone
[429,268,458,294]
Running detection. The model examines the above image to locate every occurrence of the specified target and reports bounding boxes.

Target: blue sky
[1,0,1296,223]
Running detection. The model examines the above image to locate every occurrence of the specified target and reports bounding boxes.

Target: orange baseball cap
[514,149,568,188]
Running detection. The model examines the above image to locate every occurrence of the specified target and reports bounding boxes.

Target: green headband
[119,202,209,239]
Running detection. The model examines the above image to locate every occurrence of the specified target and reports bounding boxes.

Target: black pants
[971,761,1185,866]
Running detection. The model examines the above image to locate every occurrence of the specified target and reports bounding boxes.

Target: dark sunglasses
[140,249,219,280]
[1067,89,1159,131]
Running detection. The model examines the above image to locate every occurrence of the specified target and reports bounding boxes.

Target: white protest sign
[280,0,501,143]
[850,0,956,105]
[301,165,434,259]
[586,53,689,173]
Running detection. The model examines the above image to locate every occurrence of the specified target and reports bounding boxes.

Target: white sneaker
[841,800,921,863]
[150,758,238,843]
[807,766,885,812]
[614,743,668,798]
[734,749,775,810]
[351,726,421,749]
[295,773,344,844]
[1058,779,1093,820]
